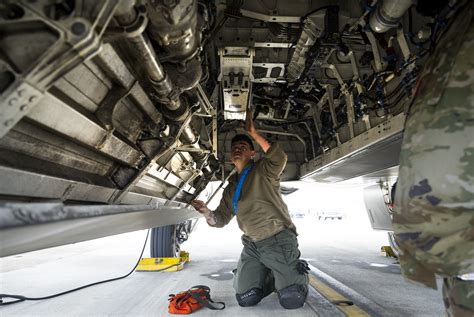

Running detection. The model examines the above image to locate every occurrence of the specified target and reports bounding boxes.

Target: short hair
[231,134,254,150]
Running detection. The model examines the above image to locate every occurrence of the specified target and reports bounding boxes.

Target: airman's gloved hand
[191,200,210,215]
[191,200,216,225]
[296,259,310,274]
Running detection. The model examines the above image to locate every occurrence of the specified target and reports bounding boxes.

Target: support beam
[26,93,144,167]
[0,202,198,257]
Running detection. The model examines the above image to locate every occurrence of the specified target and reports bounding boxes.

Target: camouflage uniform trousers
[233,229,309,297]
[393,2,474,316]
[443,276,474,317]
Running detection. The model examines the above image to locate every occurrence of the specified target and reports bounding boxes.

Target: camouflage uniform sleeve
[211,185,234,228]
[393,2,474,290]
[261,142,288,179]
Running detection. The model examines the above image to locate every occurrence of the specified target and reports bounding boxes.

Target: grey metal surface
[360,166,399,181]
[363,184,394,231]
[0,165,186,206]
[26,93,145,167]
[1,0,429,197]
[0,1,442,263]
[0,122,115,177]
[0,202,185,229]
[0,165,118,203]
[0,1,119,137]
[300,113,405,182]
[0,81,43,138]
[0,204,197,257]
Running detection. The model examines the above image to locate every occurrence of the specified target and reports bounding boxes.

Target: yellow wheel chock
[380,246,397,258]
[136,251,190,272]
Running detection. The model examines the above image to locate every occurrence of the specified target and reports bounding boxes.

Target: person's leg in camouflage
[233,230,309,309]
[442,277,474,317]
[393,2,474,316]
[233,236,275,307]
[258,229,309,309]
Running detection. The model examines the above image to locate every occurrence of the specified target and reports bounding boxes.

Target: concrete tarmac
[0,216,444,316]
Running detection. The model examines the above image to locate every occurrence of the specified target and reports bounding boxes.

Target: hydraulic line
[0,230,185,306]
[115,1,180,110]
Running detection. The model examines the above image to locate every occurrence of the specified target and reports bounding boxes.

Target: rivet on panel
[8,98,18,106]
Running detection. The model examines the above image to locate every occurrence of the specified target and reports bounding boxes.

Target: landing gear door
[363,184,393,230]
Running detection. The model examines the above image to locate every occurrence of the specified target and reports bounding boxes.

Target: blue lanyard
[233,165,253,216]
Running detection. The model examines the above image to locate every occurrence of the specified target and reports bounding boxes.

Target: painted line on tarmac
[305,284,346,317]
[307,263,394,317]
[308,274,369,316]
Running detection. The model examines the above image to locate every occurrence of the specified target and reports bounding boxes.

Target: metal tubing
[300,121,316,159]
[259,129,308,162]
[115,5,180,110]
[205,168,236,205]
[370,0,414,33]
[180,125,212,176]
[181,126,206,160]
[326,86,341,146]
[126,34,167,83]
[147,0,201,62]
[115,0,137,24]
[115,1,209,178]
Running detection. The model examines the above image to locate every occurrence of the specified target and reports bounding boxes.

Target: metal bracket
[252,63,286,83]
[96,84,132,130]
[355,82,371,130]
[175,146,211,154]
[168,170,201,203]
[323,64,355,139]
[326,86,341,146]
[396,27,414,72]
[239,9,301,23]
[310,95,324,144]
[196,84,213,115]
[109,112,195,203]
[364,30,383,73]
[254,42,293,48]
[212,108,218,159]
[0,1,119,138]
[348,51,360,81]
[0,81,43,139]
[345,93,356,139]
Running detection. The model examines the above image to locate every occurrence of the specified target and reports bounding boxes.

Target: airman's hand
[246,110,257,137]
[191,200,210,215]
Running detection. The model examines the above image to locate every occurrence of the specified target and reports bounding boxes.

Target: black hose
[0,230,183,306]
